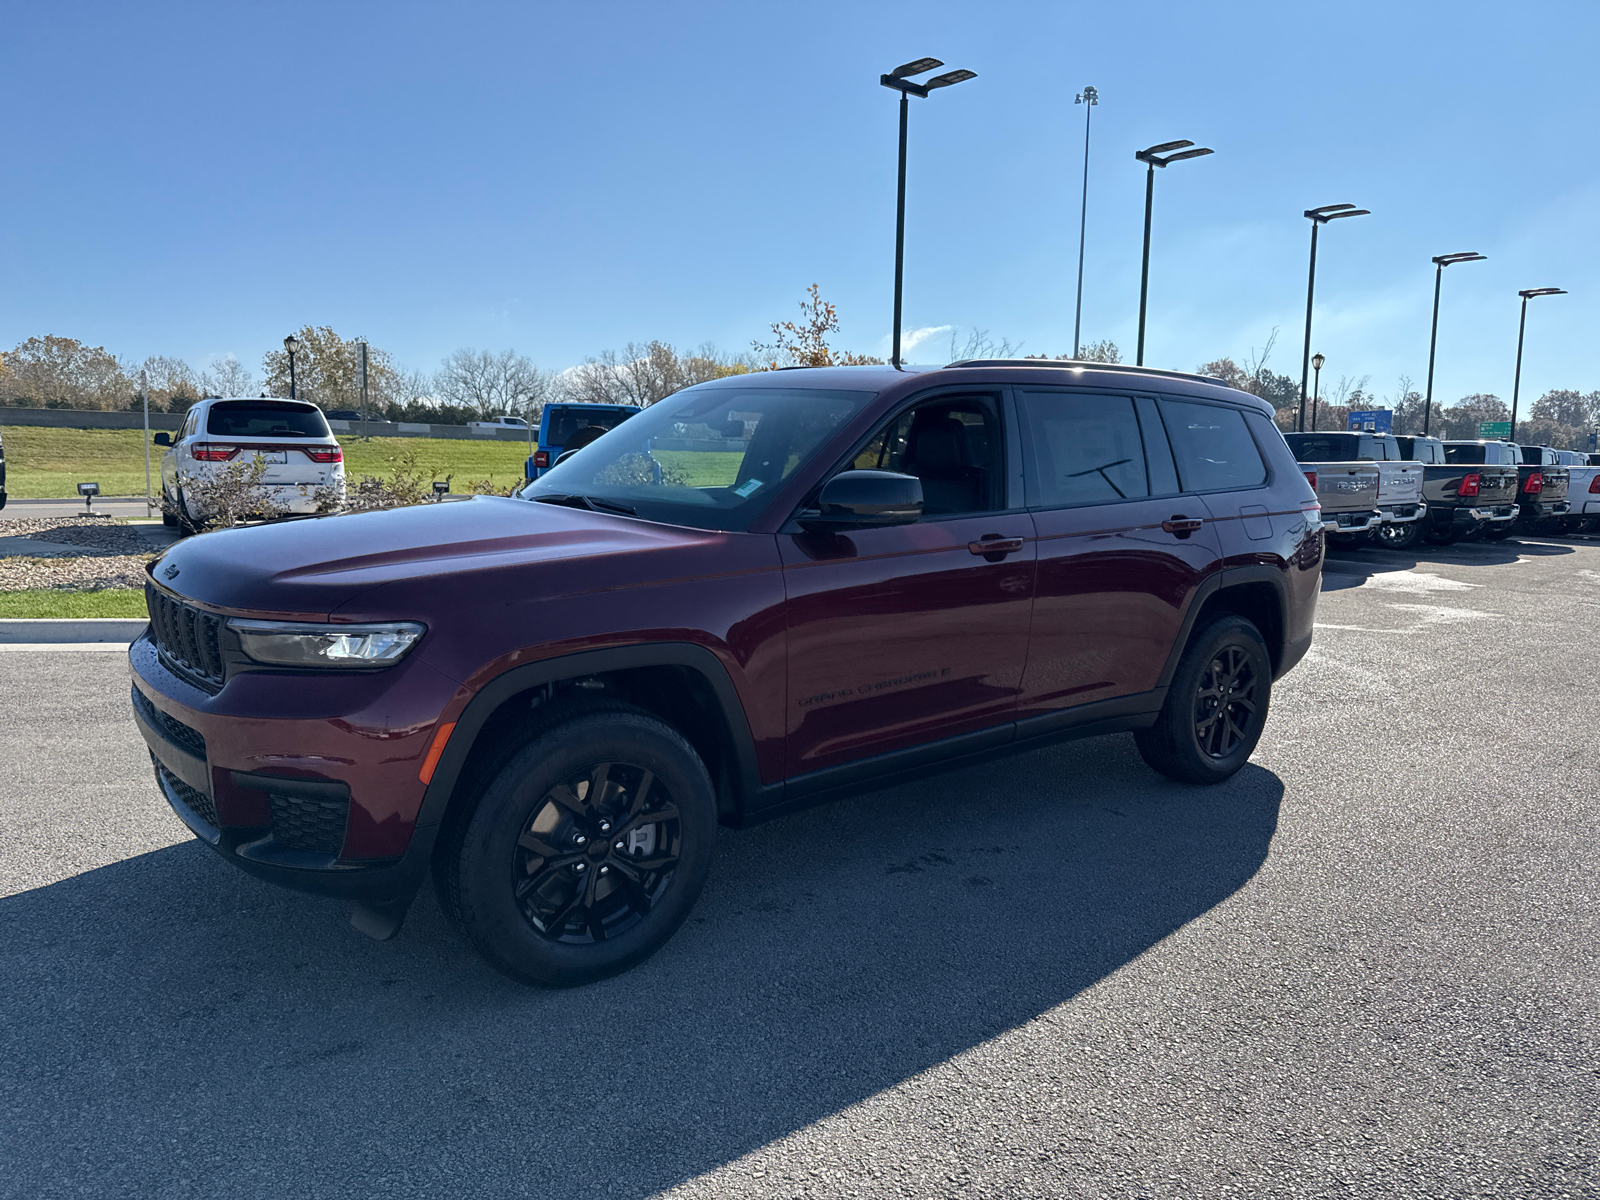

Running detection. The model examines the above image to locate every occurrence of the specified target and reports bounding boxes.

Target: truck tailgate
[1312,463,1380,512]
[1376,462,1425,506]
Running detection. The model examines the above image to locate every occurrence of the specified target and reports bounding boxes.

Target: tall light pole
[1134,138,1213,367]
[141,369,152,517]
[284,333,300,399]
[1423,252,1487,435]
[880,58,977,368]
[1072,85,1098,358]
[1510,287,1566,443]
[358,341,369,441]
[1310,353,1325,432]
[1296,204,1370,432]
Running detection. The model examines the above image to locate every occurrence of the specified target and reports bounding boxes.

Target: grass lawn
[652,451,743,488]
[0,588,149,618]
[0,426,532,497]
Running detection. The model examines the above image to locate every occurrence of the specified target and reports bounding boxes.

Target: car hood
[149,497,722,619]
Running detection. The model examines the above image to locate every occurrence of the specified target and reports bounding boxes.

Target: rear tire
[1373,520,1421,550]
[434,703,717,987]
[1422,522,1461,545]
[1135,615,1272,786]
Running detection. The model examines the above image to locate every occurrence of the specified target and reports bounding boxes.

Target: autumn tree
[0,335,132,409]
[1437,394,1510,441]
[564,341,750,407]
[262,326,400,409]
[752,285,883,369]
[134,355,202,413]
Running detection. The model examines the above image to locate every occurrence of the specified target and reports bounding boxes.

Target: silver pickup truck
[1283,432,1419,546]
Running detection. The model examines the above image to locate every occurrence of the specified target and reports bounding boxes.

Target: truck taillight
[1303,470,1316,492]
[1525,471,1544,494]
[1458,472,1480,498]
[534,450,549,468]
[1590,475,1600,494]
[191,444,239,461]
[302,445,343,463]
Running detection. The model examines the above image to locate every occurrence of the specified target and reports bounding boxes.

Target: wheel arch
[1157,568,1289,688]
[416,644,763,849]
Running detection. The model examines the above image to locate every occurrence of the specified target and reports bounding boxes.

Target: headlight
[228,619,425,668]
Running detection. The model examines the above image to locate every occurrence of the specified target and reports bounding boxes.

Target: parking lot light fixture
[283,334,300,400]
[1510,287,1567,442]
[1423,252,1487,435]
[1296,204,1371,432]
[1133,139,1214,367]
[880,57,976,369]
[1311,353,1325,431]
[1072,85,1099,359]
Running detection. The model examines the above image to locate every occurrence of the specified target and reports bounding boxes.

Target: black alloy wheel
[436,702,716,986]
[512,760,681,944]
[1192,645,1259,760]
[1135,614,1272,785]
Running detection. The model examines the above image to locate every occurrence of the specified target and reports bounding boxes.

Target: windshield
[521,385,875,530]
[206,401,329,438]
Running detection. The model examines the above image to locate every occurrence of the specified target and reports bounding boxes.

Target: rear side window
[1160,400,1268,492]
[207,402,328,438]
[1017,391,1147,507]
[545,408,634,445]
[1444,443,1486,464]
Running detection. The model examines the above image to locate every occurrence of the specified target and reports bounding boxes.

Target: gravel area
[0,516,165,555]
[0,555,152,592]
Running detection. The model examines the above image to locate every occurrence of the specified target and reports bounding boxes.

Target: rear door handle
[968,535,1025,559]
[1161,516,1205,538]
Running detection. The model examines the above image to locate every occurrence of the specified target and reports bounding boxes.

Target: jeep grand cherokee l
[130,361,1322,986]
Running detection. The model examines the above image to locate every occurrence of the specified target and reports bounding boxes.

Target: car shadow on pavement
[0,736,1282,1199]
[1321,535,1575,590]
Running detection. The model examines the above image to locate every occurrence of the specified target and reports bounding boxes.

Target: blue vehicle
[527,403,642,480]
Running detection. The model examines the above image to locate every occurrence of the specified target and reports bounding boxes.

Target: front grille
[154,754,219,828]
[269,790,349,855]
[145,583,225,688]
[131,686,207,760]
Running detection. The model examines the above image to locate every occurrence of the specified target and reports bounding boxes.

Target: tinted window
[1016,392,1146,508]
[1521,446,1542,464]
[207,401,329,438]
[853,398,1002,515]
[1396,437,1443,464]
[1284,433,1360,462]
[1162,401,1267,491]
[1444,443,1487,464]
[545,408,635,446]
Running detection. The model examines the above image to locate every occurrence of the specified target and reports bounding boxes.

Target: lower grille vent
[131,687,207,760]
[269,791,349,855]
[154,755,219,829]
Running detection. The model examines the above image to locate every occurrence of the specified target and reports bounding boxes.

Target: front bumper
[128,631,464,904]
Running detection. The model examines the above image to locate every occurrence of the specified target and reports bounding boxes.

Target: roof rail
[943,358,1229,387]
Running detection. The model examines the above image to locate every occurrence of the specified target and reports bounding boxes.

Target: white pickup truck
[1283,431,1426,548]
[1552,449,1600,533]
[467,415,530,430]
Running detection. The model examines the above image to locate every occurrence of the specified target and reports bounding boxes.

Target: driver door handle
[968,535,1025,558]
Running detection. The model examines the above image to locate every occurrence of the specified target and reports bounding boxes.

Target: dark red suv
[131,362,1322,984]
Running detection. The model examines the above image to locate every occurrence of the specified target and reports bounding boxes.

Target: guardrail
[0,407,532,441]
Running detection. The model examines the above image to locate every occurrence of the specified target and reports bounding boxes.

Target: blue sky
[2,0,1595,408]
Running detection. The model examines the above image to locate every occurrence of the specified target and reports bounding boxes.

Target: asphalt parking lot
[2,537,1596,1199]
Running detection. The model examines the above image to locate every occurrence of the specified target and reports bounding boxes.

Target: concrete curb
[0,618,148,643]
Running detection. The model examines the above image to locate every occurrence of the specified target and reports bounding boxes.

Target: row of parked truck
[1284,433,1600,550]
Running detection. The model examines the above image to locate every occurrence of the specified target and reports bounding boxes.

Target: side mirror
[800,470,922,531]
[152,432,171,447]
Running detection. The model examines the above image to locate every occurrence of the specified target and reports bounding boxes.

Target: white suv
[157,397,345,524]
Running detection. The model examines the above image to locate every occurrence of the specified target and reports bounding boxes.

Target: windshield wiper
[530,493,636,516]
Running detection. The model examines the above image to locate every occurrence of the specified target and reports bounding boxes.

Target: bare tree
[948,328,1024,361]
[562,341,750,408]
[435,348,553,420]
[138,355,202,412]
[200,354,255,400]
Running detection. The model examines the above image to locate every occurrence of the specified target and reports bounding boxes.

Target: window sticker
[733,478,764,498]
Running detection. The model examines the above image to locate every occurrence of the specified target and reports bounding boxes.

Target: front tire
[1135,615,1272,785]
[435,704,717,986]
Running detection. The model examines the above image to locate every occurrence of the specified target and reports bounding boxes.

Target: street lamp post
[1423,252,1487,435]
[880,58,977,369]
[1510,287,1566,443]
[1134,139,1213,367]
[284,334,300,399]
[1072,85,1098,358]
[141,369,152,517]
[1311,353,1325,432]
[1296,204,1371,432]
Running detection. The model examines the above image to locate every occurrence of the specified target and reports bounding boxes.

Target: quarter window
[1017,392,1148,507]
[1160,400,1268,492]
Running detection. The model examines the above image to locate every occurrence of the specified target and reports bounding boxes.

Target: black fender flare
[414,642,764,840]
[1155,566,1290,690]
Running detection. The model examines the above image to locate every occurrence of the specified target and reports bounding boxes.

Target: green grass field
[0,426,532,497]
[0,588,149,618]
